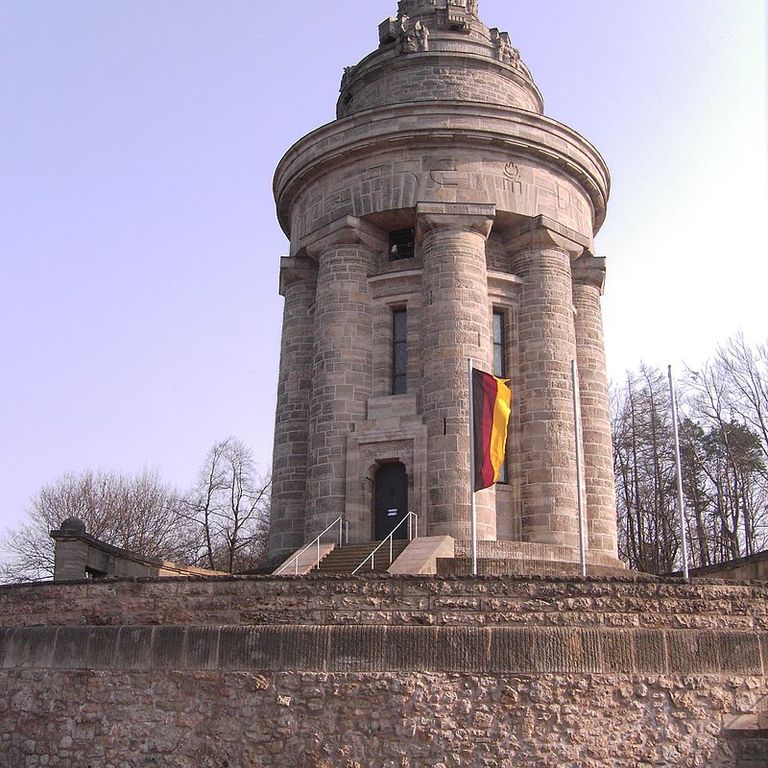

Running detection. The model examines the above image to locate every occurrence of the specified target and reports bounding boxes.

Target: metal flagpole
[468,357,478,576]
[571,360,588,578]
[668,365,690,580]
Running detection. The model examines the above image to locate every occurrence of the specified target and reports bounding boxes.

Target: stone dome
[337,0,543,118]
[58,516,87,535]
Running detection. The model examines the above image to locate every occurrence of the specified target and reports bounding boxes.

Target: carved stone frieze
[490,28,521,67]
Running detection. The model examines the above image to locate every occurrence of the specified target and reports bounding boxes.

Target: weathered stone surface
[0,669,763,767]
[3,574,768,632]
[268,0,616,565]
[151,625,186,669]
[115,625,153,670]
[1,573,766,765]
[3,627,57,669]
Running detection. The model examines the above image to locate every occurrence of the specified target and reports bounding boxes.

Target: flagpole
[571,360,588,578]
[668,365,690,580]
[468,357,478,577]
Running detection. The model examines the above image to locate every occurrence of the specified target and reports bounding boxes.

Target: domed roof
[58,516,87,535]
[337,0,542,118]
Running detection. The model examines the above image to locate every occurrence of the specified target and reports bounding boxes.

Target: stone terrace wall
[1,575,767,767]
[2,669,766,768]
[1,574,767,630]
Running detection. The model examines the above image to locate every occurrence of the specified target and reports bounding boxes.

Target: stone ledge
[1,625,765,677]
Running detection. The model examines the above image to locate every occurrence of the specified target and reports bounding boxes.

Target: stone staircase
[317,540,409,574]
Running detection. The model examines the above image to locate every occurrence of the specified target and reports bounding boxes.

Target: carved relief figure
[399,19,429,54]
[340,65,357,92]
[466,0,478,16]
[414,21,430,51]
[491,29,521,67]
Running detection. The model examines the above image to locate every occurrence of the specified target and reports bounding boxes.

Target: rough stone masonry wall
[1,576,766,767]
[1,669,765,768]
[1,575,768,630]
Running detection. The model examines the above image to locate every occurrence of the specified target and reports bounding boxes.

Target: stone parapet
[2,575,766,632]
[274,103,611,238]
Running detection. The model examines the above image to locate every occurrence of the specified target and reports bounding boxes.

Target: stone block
[2,627,58,669]
[384,626,437,671]
[115,626,153,670]
[219,627,283,671]
[633,629,668,675]
[600,629,634,674]
[87,627,121,668]
[666,630,720,674]
[717,632,762,676]
[330,625,385,672]
[488,627,536,673]
[535,627,586,673]
[0,627,10,668]
[281,626,330,671]
[185,627,220,671]
[151,626,186,670]
[434,626,488,673]
[52,627,90,669]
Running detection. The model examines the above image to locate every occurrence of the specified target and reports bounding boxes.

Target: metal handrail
[274,516,348,576]
[351,512,418,575]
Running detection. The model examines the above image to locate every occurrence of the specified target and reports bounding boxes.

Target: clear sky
[1,0,766,540]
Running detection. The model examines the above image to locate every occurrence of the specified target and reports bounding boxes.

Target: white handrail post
[389,535,393,565]
[317,538,320,570]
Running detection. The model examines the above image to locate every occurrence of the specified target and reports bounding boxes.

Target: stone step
[317,540,409,574]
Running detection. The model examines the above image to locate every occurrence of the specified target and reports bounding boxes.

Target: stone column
[304,217,386,540]
[572,255,619,560]
[269,255,317,561]
[506,216,585,549]
[417,202,496,540]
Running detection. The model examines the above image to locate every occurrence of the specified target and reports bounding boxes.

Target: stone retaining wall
[1,575,766,631]
[2,575,767,767]
[1,669,765,767]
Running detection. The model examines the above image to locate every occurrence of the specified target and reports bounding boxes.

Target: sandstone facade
[269,0,619,569]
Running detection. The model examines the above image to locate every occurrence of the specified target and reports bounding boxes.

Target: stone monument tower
[270,0,619,571]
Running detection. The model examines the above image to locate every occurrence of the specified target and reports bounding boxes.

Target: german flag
[472,368,512,491]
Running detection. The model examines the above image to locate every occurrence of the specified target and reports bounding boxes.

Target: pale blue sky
[1,0,766,539]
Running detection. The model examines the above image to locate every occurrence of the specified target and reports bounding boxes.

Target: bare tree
[0,469,195,583]
[612,341,768,574]
[612,366,680,573]
[185,438,271,573]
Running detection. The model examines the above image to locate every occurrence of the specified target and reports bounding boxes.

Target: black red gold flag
[472,368,512,492]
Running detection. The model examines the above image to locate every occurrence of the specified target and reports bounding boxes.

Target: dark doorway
[374,463,409,540]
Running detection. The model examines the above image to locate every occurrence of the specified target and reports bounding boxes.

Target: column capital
[298,216,388,260]
[279,255,318,296]
[416,202,496,240]
[571,255,607,293]
[504,214,589,258]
